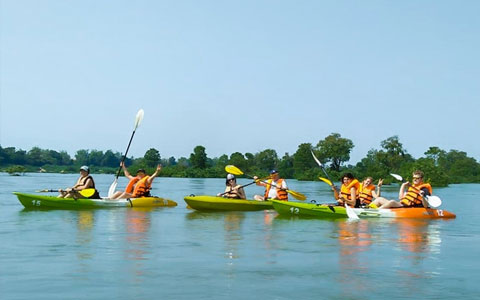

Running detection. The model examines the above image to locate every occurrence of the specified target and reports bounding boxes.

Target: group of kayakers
[58,163,162,200]
[331,170,433,209]
[59,162,435,209]
[217,169,434,209]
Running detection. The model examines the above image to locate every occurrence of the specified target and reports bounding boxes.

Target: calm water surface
[0,173,478,299]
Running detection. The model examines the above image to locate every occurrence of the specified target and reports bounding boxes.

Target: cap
[270,169,278,174]
[80,166,89,172]
[136,169,146,174]
[226,174,235,180]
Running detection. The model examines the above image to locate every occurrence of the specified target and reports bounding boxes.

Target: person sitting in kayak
[368,170,432,209]
[332,173,360,207]
[217,174,246,199]
[253,169,288,201]
[110,163,162,199]
[358,177,383,207]
[58,165,100,199]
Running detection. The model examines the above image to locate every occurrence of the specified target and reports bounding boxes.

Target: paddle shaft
[219,180,264,196]
[114,129,137,179]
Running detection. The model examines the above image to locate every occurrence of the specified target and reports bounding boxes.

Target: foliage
[1,136,480,186]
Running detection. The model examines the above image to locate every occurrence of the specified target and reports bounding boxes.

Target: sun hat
[227,174,235,180]
[80,166,89,172]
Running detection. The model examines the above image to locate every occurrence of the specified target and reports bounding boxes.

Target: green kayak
[272,200,456,219]
[14,192,177,209]
[184,195,273,211]
[272,200,347,219]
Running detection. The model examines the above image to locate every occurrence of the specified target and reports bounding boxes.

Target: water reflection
[76,210,95,260]
[125,208,153,261]
[223,212,245,262]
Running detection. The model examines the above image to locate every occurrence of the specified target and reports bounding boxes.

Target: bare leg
[254,195,265,201]
[370,197,389,207]
[110,191,123,199]
[379,200,403,209]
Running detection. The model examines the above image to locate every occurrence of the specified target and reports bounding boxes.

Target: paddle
[108,109,145,197]
[390,173,442,208]
[225,165,307,201]
[311,151,358,219]
[218,177,269,197]
[37,188,96,198]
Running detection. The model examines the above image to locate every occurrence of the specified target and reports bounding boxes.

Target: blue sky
[1,1,479,164]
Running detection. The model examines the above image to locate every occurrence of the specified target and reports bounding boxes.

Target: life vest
[81,175,100,199]
[401,183,432,207]
[340,179,360,207]
[264,179,288,200]
[132,176,151,198]
[125,177,140,193]
[223,186,242,199]
[358,183,376,205]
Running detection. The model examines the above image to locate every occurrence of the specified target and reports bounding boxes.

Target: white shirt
[267,179,288,199]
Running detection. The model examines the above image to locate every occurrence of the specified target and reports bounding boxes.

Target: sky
[1,0,479,164]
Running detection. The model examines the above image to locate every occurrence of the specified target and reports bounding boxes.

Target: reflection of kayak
[183,195,273,211]
[14,192,177,209]
[272,200,456,219]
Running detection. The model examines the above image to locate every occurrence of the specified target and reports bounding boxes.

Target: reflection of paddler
[396,219,430,253]
[338,221,372,256]
[77,210,94,230]
[126,208,151,236]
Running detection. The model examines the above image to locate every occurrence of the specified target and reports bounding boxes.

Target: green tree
[316,133,354,171]
[144,148,160,168]
[101,150,118,167]
[255,149,278,172]
[278,152,294,179]
[75,150,89,166]
[229,152,247,170]
[375,136,414,173]
[293,143,315,178]
[190,146,208,169]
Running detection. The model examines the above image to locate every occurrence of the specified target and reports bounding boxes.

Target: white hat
[80,165,90,172]
[226,174,235,180]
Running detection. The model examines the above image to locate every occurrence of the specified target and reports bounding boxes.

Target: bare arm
[399,182,409,199]
[121,162,134,180]
[147,164,162,185]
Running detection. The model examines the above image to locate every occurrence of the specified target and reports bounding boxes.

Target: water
[1,173,479,299]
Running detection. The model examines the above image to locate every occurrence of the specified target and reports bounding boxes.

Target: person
[58,165,100,199]
[111,163,162,199]
[358,177,383,207]
[253,169,288,201]
[217,174,246,199]
[332,173,360,207]
[368,170,432,209]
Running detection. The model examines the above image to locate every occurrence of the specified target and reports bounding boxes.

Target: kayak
[272,200,456,219]
[183,195,273,211]
[14,192,177,209]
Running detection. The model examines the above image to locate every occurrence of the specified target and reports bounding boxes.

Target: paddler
[332,173,360,207]
[110,162,162,199]
[253,169,289,201]
[358,177,383,207]
[58,165,100,199]
[368,170,431,209]
[217,174,246,199]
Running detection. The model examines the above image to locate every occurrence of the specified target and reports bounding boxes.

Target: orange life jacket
[340,179,360,207]
[125,177,140,193]
[401,183,433,207]
[132,176,152,198]
[264,178,288,200]
[358,183,376,205]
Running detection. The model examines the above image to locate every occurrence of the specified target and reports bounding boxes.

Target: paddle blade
[345,203,359,220]
[225,165,243,176]
[288,189,307,201]
[426,195,442,208]
[134,109,144,130]
[319,177,333,186]
[79,188,96,198]
[311,150,324,167]
[390,173,403,181]
[108,179,118,198]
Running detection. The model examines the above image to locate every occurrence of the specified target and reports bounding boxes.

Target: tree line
[1,133,479,186]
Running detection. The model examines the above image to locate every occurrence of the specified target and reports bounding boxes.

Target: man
[253,169,288,201]
[111,163,162,199]
[58,165,100,199]
[369,170,432,209]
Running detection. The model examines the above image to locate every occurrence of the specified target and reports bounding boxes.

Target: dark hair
[136,169,146,174]
[226,177,236,185]
[340,173,355,180]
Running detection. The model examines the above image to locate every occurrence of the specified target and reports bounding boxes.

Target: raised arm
[147,164,162,185]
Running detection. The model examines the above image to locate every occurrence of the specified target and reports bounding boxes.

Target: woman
[218,174,246,199]
[332,173,360,208]
[58,165,100,199]
[358,177,383,207]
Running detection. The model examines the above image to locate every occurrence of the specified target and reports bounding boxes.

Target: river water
[0,173,478,299]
